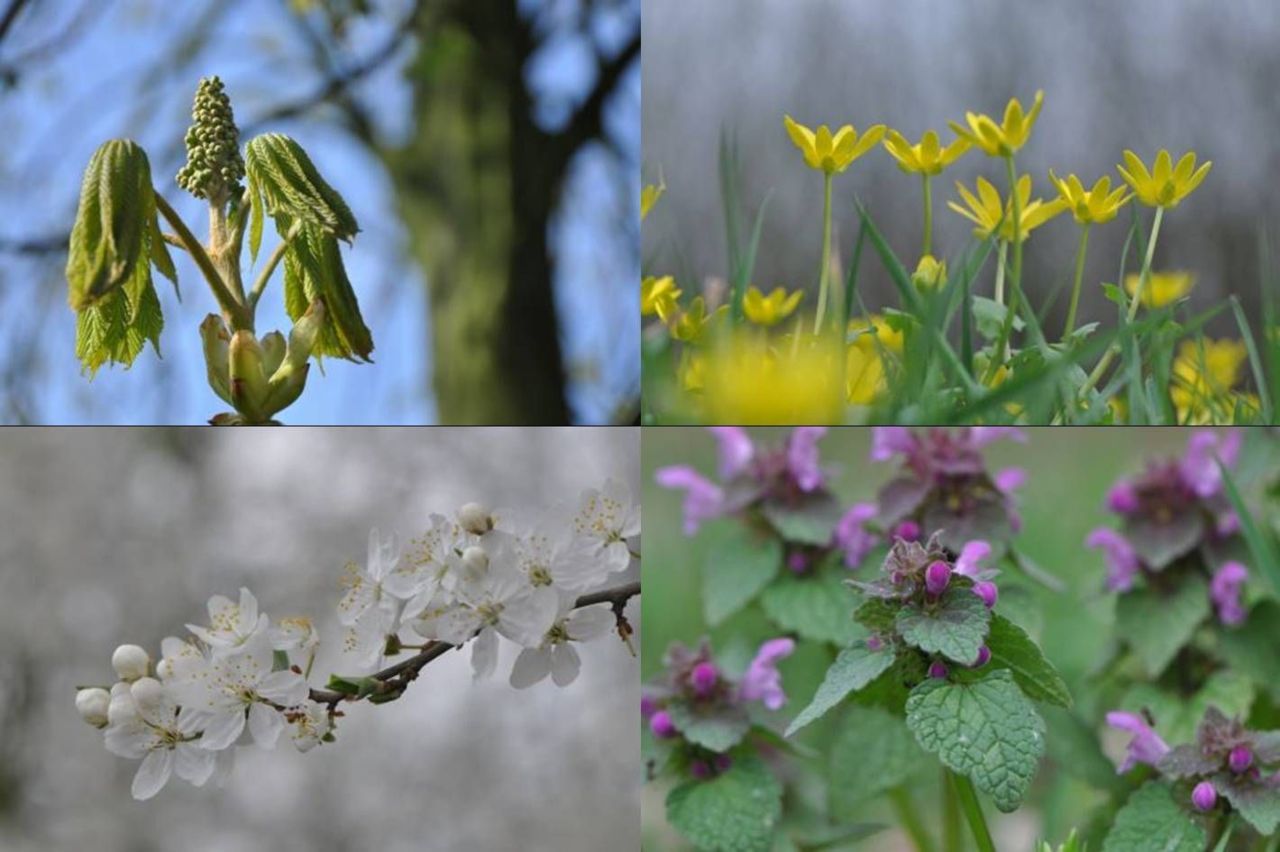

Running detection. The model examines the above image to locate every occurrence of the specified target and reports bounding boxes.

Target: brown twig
[307,579,641,708]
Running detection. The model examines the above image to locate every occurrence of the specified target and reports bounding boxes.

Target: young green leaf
[665,755,782,852]
[980,614,1071,707]
[1217,772,1280,835]
[785,642,895,736]
[827,705,926,811]
[760,570,863,646]
[283,221,374,361]
[1114,575,1208,677]
[1102,782,1205,852]
[905,669,1045,813]
[760,492,844,545]
[701,521,782,626]
[245,132,359,242]
[665,699,751,753]
[1217,461,1280,598]
[895,587,991,665]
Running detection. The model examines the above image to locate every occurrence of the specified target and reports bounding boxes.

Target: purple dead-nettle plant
[1106,705,1280,837]
[75,481,641,800]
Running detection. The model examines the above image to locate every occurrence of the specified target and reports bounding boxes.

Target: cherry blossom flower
[508,604,616,688]
[565,479,640,576]
[185,587,269,657]
[286,702,334,753]
[103,680,217,800]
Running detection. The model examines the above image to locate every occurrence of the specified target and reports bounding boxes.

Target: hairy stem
[154,193,251,330]
[949,771,996,852]
[1061,224,1091,342]
[812,172,834,335]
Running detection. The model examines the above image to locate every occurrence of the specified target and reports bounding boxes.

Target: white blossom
[76,687,110,728]
[185,587,269,657]
[103,681,215,800]
[563,479,640,578]
[111,644,150,681]
[509,604,616,688]
[286,702,333,753]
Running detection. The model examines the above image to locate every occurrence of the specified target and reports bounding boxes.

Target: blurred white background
[0,427,639,851]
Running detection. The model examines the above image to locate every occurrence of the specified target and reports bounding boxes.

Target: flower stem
[1061,224,1091,342]
[888,785,936,852]
[921,174,933,257]
[989,155,1022,373]
[949,771,996,852]
[154,193,252,330]
[941,768,963,851]
[812,172,834,335]
[994,241,1008,307]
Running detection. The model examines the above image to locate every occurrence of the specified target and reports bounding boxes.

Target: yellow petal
[784,115,816,159]
[1120,150,1151,186]
[850,125,887,161]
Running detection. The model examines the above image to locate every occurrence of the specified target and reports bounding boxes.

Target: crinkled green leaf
[852,596,898,634]
[701,521,782,625]
[283,221,373,361]
[896,587,991,665]
[1123,510,1204,569]
[1217,773,1280,836]
[760,492,843,546]
[245,132,359,241]
[905,669,1045,813]
[1115,575,1209,677]
[1102,782,1205,852]
[1218,603,1280,699]
[1156,744,1220,779]
[666,699,751,753]
[248,172,265,264]
[666,755,782,852]
[760,570,861,645]
[785,643,895,736]
[74,257,163,376]
[981,613,1071,707]
[828,705,926,812]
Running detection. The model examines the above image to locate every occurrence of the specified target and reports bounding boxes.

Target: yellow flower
[679,352,706,392]
[1048,172,1131,225]
[948,175,1065,243]
[1170,338,1247,421]
[848,314,905,353]
[742,286,803,326]
[911,255,948,292]
[882,129,970,175]
[641,275,681,321]
[1124,271,1194,308]
[670,296,726,343]
[704,335,844,424]
[641,181,665,221]
[948,90,1044,158]
[846,345,886,405]
[784,115,886,175]
[1116,150,1211,208]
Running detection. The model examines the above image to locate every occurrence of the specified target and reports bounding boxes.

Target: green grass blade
[1218,461,1280,597]
[1229,294,1273,422]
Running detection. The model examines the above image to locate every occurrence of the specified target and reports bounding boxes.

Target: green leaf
[785,643,895,736]
[1114,575,1209,677]
[148,211,177,292]
[921,488,1013,557]
[245,132,359,241]
[1217,601,1280,696]
[248,174,265,264]
[1218,460,1280,598]
[827,705,926,812]
[283,221,374,361]
[701,522,782,626]
[1102,782,1205,852]
[1042,707,1127,793]
[760,570,861,646]
[905,669,1045,813]
[895,587,991,665]
[67,139,154,310]
[852,596,898,634]
[760,492,843,546]
[1123,509,1204,570]
[666,699,752,753]
[981,613,1071,708]
[1217,774,1280,836]
[973,296,1024,340]
[666,755,782,852]
[1122,670,1255,745]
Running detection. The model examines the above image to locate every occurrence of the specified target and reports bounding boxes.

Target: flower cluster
[75,481,640,800]
[1108,706,1280,831]
[642,637,794,781]
[1086,430,1247,623]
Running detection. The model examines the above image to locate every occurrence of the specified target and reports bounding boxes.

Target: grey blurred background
[0,428,638,851]
[642,0,1280,334]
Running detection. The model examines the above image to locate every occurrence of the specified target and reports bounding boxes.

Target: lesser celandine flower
[1124,271,1193,308]
[948,90,1044,158]
[1048,172,1131,225]
[742,286,803,326]
[703,335,843,424]
[845,315,903,405]
[641,180,665,221]
[911,255,947,292]
[669,296,726,343]
[1117,150,1211,208]
[1170,338,1248,421]
[882,129,969,175]
[783,116,886,175]
[642,275,682,321]
[949,175,1065,243]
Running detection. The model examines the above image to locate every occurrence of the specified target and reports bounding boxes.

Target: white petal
[198,709,246,751]
[257,670,309,706]
[566,605,615,640]
[206,594,236,624]
[508,648,551,689]
[470,628,498,680]
[104,721,153,759]
[495,587,559,647]
[131,750,173,800]
[238,587,259,631]
[248,702,285,749]
[549,644,581,687]
[174,743,216,786]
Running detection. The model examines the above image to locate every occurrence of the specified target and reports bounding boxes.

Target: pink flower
[869,427,917,462]
[1086,528,1140,592]
[954,540,992,578]
[892,519,921,541]
[968,427,1026,448]
[786,427,827,492]
[1106,711,1171,772]
[834,502,879,568]
[654,466,724,535]
[738,637,795,711]
[994,467,1027,495]
[707,427,754,480]
[925,561,951,596]
[1191,781,1217,812]
[1106,481,1139,514]
[973,581,998,609]
[1210,561,1249,626]
[1179,429,1241,498]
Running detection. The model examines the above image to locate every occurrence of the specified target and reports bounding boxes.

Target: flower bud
[928,661,949,679]
[107,691,138,727]
[650,710,676,739]
[912,254,947,292]
[260,330,286,377]
[111,644,150,681]
[972,646,991,668]
[786,551,809,574]
[1229,745,1253,774]
[1106,482,1139,514]
[691,662,718,697]
[973,581,999,609]
[1191,780,1217,812]
[75,687,111,728]
[866,635,884,652]
[461,545,489,574]
[713,754,733,773]
[640,694,658,720]
[458,502,494,535]
[263,300,325,417]
[229,330,269,422]
[925,561,951,596]
[130,677,165,717]
[199,314,232,404]
[689,760,712,780]
[892,520,921,542]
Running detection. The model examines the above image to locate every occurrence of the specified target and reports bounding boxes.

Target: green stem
[949,772,996,852]
[812,172,834,335]
[888,785,936,852]
[922,173,933,257]
[1061,224,1091,342]
[991,155,1022,370]
[249,222,299,309]
[1078,205,1165,398]
[994,241,1007,307]
[942,768,964,851]
[153,193,251,330]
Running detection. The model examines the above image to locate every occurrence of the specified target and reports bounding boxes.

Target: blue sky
[0,0,638,423]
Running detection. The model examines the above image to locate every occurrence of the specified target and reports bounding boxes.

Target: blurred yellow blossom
[1124,271,1194,308]
[911,255,948,292]
[703,335,844,424]
[882,129,970,175]
[679,352,706,392]
[949,175,1065,243]
[641,181,665,221]
[783,116,886,175]
[1048,172,1131,225]
[743,286,804,326]
[669,296,726,343]
[845,315,903,405]
[641,276,681,321]
[1117,150,1211,208]
[1170,338,1247,421]
[949,90,1044,158]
